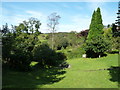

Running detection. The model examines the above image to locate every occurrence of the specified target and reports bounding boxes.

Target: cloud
[1,10,48,33]
[58,14,91,33]
[26,10,43,18]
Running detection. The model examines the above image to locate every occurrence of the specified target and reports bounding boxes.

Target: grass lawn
[2,54,119,88]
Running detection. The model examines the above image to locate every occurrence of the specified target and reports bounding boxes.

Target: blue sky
[1,2,118,33]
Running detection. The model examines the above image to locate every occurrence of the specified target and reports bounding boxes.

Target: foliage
[103,27,113,52]
[2,33,15,62]
[77,29,89,38]
[2,18,41,71]
[67,33,77,46]
[4,33,38,71]
[84,37,109,58]
[112,23,120,37]
[15,17,41,35]
[62,46,85,59]
[1,23,10,36]
[55,37,68,50]
[48,33,69,50]
[112,37,120,52]
[84,7,109,58]
[103,27,113,39]
[111,23,120,53]
[48,32,85,50]
[32,44,67,68]
[103,25,120,54]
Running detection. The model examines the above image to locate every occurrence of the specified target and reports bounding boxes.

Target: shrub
[66,47,85,59]
[32,44,67,68]
[9,50,32,71]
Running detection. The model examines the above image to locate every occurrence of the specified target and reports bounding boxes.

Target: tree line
[1,8,120,71]
[1,16,66,71]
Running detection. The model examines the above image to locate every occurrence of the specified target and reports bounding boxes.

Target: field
[2,54,119,88]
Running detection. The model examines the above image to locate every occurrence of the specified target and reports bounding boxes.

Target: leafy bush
[66,47,85,59]
[33,44,67,68]
[10,49,32,71]
[2,32,38,71]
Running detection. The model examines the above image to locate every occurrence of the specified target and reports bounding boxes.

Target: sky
[1,1,119,33]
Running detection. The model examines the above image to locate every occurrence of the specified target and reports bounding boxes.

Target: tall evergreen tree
[96,8,104,34]
[87,10,96,40]
[84,7,109,58]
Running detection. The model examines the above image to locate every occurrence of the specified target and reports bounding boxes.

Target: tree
[77,29,89,38]
[15,17,41,35]
[112,37,120,54]
[10,33,37,71]
[2,23,15,63]
[47,12,61,49]
[35,20,42,35]
[84,7,109,58]
[2,18,41,71]
[1,23,9,36]
[111,23,120,54]
[112,23,120,37]
[28,17,41,34]
[103,27,113,52]
[104,27,113,39]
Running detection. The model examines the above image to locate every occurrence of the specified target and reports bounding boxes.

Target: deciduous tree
[47,13,61,49]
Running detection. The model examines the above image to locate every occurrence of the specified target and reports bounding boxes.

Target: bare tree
[47,12,61,49]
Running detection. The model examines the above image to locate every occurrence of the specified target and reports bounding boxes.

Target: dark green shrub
[33,44,67,68]
[10,50,32,71]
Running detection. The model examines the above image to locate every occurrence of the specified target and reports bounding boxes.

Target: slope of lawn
[2,54,119,88]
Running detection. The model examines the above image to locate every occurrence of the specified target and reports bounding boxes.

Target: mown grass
[2,54,119,88]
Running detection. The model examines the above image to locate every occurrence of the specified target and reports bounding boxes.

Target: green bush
[10,49,32,71]
[33,44,67,68]
[66,47,85,59]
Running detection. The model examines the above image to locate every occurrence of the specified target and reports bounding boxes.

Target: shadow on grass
[86,52,107,58]
[108,51,119,54]
[2,65,66,88]
[108,66,120,87]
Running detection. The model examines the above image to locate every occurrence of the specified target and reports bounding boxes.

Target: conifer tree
[84,7,109,58]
